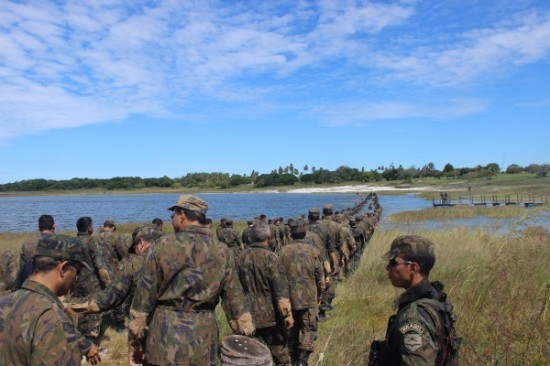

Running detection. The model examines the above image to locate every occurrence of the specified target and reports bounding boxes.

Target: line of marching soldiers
[0,193,381,366]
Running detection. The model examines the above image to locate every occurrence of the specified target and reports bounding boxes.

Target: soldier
[0,234,100,365]
[19,214,55,269]
[241,219,254,248]
[369,235,460,366]
[217,218,244,258]
[236,220,293,366]
[279,217,324,366]
[349,217,365,271]
[74,216,108,350]
[97,219,127,330]
[0,250,17,295]
[151,218,163,231]
[129,195,254,366]
[70,226,162,365]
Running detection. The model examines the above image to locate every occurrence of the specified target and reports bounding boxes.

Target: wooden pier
[432,194,547,207]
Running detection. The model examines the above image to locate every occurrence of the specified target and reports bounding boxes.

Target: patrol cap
[167,195,208,214]
[288,217,307,234]
[35,234,92,270]
[130,226,161,253]
[308,207,320,214]
[322,204,334,214]
[382,235,435,261]
[103,219,116,227]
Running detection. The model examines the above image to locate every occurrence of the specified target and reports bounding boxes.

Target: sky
[0,0,549,184]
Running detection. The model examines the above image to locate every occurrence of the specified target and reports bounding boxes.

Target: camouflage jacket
[217,226,242,247]
[18,233,41,268]
[95,253,145,311]
[0,279,82,365]
[350,225,366,251]
[73,233,103,297]
[0,251,17,295]
[236,242,288,328]
[130,225,248,366]
[278,239,324,310]
[308,220,335,257]
[95,231,122,272]
[241,226,254,247]
[382,280,447,365]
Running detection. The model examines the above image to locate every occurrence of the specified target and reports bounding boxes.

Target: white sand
[281,184,437,194]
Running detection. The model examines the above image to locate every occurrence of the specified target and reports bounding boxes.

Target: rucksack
[417,297,462,366]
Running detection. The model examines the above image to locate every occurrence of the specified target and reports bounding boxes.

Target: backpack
[417,297,462,366]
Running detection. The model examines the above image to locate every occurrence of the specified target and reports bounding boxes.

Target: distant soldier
[241,219,254,247]
[369,235,461,366]
[0,250,17,295]
[319,204,343,319]
[19,214,55,269]
[0,234,100,365]
[217,218,244,258]
[151,218,163,231]
[236,220,293,366]
[349,217,365,271]
[279,217,324,366]
[129,195,253,366]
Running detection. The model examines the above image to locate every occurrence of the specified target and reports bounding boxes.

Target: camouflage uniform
[130,225,249,366]
[349,219,365,271]
[241,223,254,248]
[236,241,292,366]
[380,280,451,365]
[0,251,17,295]
[0,280,82,365]
[217,223,242,259]
[18,234,40,269]
[279,219,324,365]
[74,232,105,344]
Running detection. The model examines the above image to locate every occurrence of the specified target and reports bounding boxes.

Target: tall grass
[311,226,550,366]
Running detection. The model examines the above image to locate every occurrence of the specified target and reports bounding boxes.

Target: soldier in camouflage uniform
[129,195,253,366]
[217,218,243,258]
[97,219,128,330]
[0,234,100,365]
[241,219,254,248]
[18,214,55,271]
[369,235,460,366]
[279,217,324,366]
[70,226,162,365]
[74,216,109,349]
[349,217,365,272]
[0,250,17,295]
[236,220,293,366]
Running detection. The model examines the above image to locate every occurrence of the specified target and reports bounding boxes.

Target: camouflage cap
[382,235,435,261]
[322,203,334,214]
[167,195,208,214]
[130,226,162,253]
[288,217,307,234]
[308,207,320,214]
[35,234,92,270]
[103,219,116,227]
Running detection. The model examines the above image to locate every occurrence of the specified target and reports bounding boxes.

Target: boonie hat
[167,195,208,214]
[130,226,161,253]
[35,234,92,270]
[382,235,435,261]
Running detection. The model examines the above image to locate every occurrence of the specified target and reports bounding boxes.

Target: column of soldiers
[0,193,383,366]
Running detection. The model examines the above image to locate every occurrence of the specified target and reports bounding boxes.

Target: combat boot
[297,350,311,366]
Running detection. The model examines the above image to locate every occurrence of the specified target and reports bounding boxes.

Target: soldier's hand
[69,299,100,315]
[236,312,255,336]
[86,344,101,365]
[284,315,294,330]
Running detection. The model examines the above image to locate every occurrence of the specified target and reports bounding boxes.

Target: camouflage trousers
[255,322,290,366]
[289,307,318,358]
[320,273,338,312]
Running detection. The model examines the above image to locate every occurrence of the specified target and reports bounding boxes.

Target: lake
[0,192,546,233]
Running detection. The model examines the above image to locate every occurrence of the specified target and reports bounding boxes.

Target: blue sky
[0,0,548,183]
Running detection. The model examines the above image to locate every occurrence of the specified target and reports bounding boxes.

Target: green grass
[388,205,548,221]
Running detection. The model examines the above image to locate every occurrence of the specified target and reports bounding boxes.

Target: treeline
[0,162,548,192]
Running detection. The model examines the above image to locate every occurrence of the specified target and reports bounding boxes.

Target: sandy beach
[259,184,438,194]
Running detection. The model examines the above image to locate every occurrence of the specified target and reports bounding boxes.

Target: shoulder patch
[399,322,424,335]
[403,333,423,352]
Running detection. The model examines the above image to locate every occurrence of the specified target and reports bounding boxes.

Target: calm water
[0,192,546,233]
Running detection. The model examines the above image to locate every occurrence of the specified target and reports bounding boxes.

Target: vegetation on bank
[1,162,548,193]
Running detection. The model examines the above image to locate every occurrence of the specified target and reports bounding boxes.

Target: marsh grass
[388,205,548,222]
[2,219,548,365]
